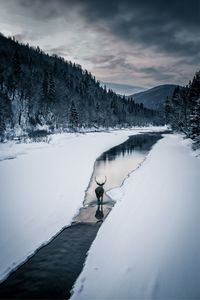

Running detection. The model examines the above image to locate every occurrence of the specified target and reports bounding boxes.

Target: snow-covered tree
[0,33,161,140]
[190,98,200,142]
[165,70,200,141]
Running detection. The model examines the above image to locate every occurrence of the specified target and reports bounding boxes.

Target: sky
[0,0,199,92]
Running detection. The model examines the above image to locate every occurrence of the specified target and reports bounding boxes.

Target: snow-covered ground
[0,126,165,282]
[71,134,200,300]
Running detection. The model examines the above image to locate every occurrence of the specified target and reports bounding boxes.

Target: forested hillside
[165,71,200,146]
[0,34,160,141]
[128,85,177,110]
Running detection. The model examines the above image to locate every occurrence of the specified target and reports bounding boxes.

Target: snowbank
[71,134,200,300]
[0,132,124,281]
[0,127,165,282]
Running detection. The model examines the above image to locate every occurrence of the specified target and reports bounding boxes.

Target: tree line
[165,70,200,147]
[0,33,161,140]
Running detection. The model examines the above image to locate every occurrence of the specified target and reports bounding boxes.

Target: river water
[75,133,163,224]
[0,132,163,299]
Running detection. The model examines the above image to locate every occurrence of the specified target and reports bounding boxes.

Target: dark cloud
[89,54,176,84]
[76,0,200,57]
[16,0,200,58]
[1,0,199,87]
[18,0,68,19]
[139,67,176,82]
[77,0,200,28]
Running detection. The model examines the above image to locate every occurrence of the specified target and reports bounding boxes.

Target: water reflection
[95,203,104,223]
[97,133,162,163]
[84,133,163,209]
[0,132,164,300]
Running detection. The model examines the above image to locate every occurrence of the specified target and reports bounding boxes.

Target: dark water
[0,132,162,299]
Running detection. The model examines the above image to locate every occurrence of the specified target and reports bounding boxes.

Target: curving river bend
[0,132,162,299]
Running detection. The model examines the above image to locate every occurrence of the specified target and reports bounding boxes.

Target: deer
[95,176,107,205]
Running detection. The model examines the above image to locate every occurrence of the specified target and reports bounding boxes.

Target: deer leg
[97,196,101,205]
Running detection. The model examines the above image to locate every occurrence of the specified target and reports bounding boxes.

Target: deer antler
[103,176,107,184]
[95,177,100,185]
[95,176,107,186]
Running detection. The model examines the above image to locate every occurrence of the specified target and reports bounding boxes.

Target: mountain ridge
[127,84,179,110]
[101,82,145,96]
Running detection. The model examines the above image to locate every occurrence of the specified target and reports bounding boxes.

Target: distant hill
[101,82,145,96]
[127,84,179,110]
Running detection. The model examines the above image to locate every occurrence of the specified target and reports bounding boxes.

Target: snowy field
[71,134,200,300]
[0,126,165,282]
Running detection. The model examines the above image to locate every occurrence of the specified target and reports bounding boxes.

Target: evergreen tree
[48,72,56,103]
[164,96,172,123]
[0,33,161,140]
[69,101,79,131]
[111,98,118,115]
[190,98,200,141]
[12,50,21,80]
[165,70,200,141]
[41,71,49,101]
[188,71,200,106]
[0,92,12,139]
[0,64,4,91]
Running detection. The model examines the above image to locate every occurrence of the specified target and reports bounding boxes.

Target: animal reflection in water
[95,176,106,222]
[95,203,104,222]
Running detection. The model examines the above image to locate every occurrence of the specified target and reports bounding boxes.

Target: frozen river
[0,132,163,299]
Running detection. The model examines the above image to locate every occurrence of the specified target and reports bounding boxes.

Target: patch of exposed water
[0,132,163,299]
[75,133,162,224]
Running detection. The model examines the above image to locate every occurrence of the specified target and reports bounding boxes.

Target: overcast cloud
[0,0,199,89]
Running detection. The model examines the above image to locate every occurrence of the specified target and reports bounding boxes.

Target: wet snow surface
[0,130,163,298]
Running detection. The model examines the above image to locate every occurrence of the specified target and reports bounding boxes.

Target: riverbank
[0,131,163,299]
[0,126,166,283]
[71,134,200,300]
